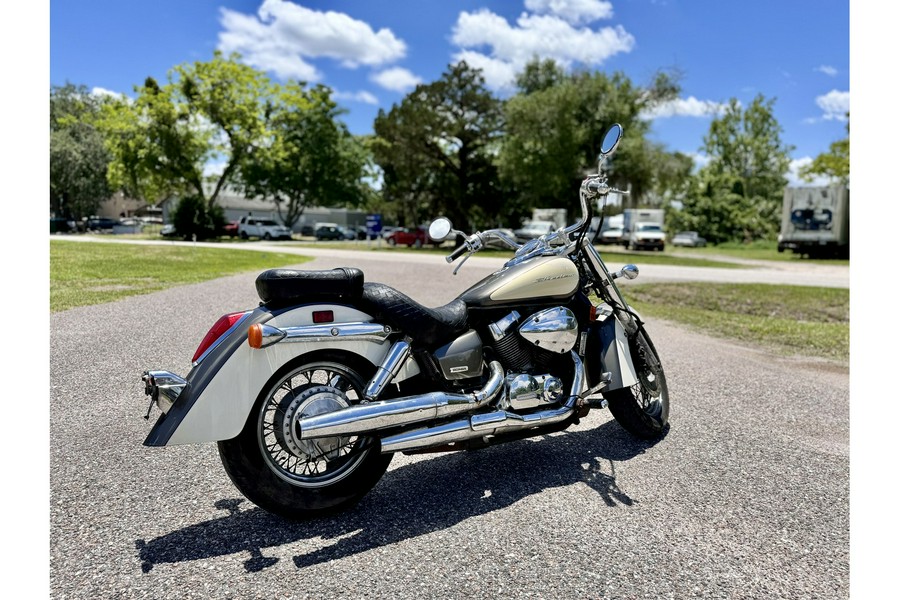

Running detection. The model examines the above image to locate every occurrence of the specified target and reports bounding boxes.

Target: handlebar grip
[446,243,469,263]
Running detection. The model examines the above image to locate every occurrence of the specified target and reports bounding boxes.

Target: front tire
[218,356,393,520]
[604,329,669,439]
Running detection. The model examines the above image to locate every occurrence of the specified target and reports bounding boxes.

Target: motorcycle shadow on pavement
[136,419,665,573]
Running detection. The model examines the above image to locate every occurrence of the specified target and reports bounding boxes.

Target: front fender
[144,303,418,446]
[585,315,638,391]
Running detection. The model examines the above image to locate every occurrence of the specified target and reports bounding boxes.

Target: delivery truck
[777,186,849,258]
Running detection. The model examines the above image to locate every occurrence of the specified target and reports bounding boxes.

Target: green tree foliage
[372,62,512,231]
[170,194,225,240]
[499,62,680,220]
[99,51,273,209]
[50,83,112,219]
[239,83,370,229]
[669,95,793,244]
[800,116,849,184]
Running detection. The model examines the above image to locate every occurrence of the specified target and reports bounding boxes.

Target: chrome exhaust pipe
[297,361,504,440]
[380,353,585,454]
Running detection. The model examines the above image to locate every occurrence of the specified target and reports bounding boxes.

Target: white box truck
[622,208,665,251]
[777,186,849,258]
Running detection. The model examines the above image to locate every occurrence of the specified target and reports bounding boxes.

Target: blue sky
[50,0,849,183]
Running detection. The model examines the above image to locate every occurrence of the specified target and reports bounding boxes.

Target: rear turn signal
[192,311,249,363]
[248,324,263,349]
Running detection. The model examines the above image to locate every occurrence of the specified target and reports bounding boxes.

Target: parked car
[625,223,666,251]
[238,216,292,240]
[671,231,707,247]
[315,223,344,241]
[85,217,117,232]
[598,227,624,245]
[160,224,178,238]
[385,227,430,247]
[514,220,557,243]
[379,226,401,240]
[50,217,76,233]
[223,221,240,237]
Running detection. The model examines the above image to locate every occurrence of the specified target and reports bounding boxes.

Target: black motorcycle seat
[359,282,469,348]
[255,268,364,305]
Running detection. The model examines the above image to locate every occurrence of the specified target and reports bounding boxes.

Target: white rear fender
[149,304,420,446]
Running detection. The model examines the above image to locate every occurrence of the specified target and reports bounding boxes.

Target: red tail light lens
[192,311,249,363]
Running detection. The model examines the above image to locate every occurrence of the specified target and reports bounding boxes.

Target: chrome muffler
[380,353,585,454]
[297,361,505,440]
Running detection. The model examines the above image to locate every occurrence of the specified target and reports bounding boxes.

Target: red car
[385,227,431,247]
[223,221,239,237]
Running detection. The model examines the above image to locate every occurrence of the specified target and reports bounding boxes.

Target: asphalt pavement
[47,243,850,599]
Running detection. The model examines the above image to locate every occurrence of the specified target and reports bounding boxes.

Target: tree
[239,83,370,229]
[372,62,510,231]
[100,52,273,211]
[50,83,112,219]
[800,115,849,185]
[670,95,793,243]
[498,62,680,220]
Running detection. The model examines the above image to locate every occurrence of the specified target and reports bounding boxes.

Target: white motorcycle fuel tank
[459,256,580,307]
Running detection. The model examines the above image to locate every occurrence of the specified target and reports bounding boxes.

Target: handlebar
[446,242,469,263]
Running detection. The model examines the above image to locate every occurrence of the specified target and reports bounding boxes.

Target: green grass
[50,240,311,312]
[622,282,849,363]
[664,239,850,265]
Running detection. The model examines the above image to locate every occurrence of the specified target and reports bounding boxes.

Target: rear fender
[145,303,419,446]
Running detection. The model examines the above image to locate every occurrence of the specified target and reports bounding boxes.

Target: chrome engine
[503,372,564,410]
[488,308,577,410]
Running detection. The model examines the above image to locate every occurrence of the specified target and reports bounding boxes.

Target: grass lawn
[662,239,850,266]
[50,240,310,312]
[623,282,849,363]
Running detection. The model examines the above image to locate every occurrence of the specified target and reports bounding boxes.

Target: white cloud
[217,0,406,81]
[452,50,520,90]
[688,152,711,171]
[787,157,833,187]
[640,96,729,120]
[332,90,379,105]
[371,67,422,93]
[524,0,614,24]
[816,89,850,121]
[451,8,634,91]
[91,87,127,99]
[815,65,838,77]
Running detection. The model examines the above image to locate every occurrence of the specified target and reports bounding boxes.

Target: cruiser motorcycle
[140,124,669,520]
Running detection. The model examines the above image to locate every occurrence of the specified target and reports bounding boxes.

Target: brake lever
[452,250,473,275]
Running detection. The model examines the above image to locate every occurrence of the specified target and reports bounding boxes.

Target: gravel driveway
[48,248,849,599]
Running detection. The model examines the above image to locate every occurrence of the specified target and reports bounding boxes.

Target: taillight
[192,311,249,363]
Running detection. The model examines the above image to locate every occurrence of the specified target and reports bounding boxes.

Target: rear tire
[218,356,393,520]
[604,329,669,439]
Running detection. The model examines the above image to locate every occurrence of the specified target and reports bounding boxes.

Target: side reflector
[313,310,334,324]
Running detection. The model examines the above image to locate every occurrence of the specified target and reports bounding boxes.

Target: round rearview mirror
[599,123,623,156]
[428,217,453,242]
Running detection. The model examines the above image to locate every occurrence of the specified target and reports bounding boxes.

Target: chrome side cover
[518,307,578,354]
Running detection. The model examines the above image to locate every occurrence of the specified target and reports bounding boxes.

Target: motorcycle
[140,123,669,520]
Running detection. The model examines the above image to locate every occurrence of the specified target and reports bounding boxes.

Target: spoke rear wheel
[218,357,393,520]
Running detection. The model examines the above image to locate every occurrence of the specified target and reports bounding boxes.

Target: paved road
[49,244,849,599]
